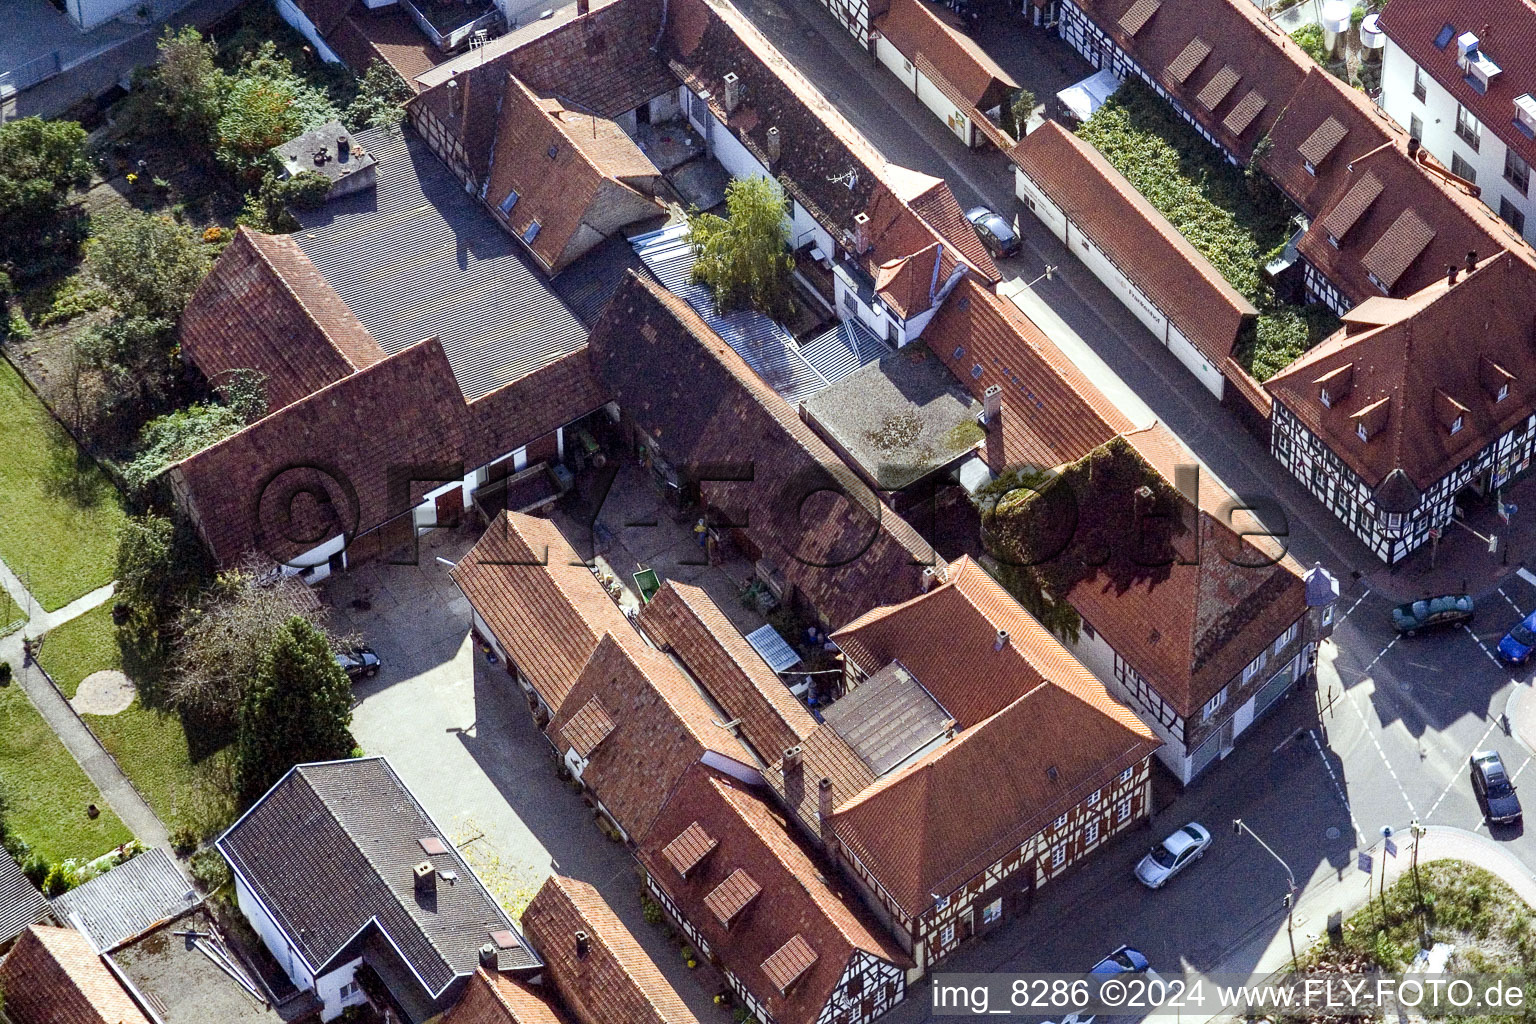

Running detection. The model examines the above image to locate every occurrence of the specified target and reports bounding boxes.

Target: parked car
[1470,750,1522,824]
[1134,822,1211,888]
[336,646,381,680]
[1497,610,1536,664]
[965,206,1021,258]
[1391,594,1474,635]
[1089,946,1151,974]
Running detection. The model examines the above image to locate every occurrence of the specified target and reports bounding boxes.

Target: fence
[0,50,63,95]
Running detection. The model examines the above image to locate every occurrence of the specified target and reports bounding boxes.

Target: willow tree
[688,175,796,320]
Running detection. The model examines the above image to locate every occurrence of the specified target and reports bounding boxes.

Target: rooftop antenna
[470,28,489,65]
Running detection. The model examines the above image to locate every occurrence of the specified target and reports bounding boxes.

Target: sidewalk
[0,563,170,849]
[1361,473,1536,604]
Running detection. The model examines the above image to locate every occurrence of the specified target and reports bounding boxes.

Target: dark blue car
[1497,611,1536,664]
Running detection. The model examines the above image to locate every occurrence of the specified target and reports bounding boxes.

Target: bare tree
[166,556,339,728]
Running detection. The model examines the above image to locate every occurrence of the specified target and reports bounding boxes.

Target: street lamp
[1233,818,1300,974]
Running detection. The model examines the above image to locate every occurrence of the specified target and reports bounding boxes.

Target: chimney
[852,212,871,254]
[765,126,781,164]
[575,930,590,959]
[783,744,804,767]
[994,629,1009,651]
[414,861,436,897]
[337,134,350,161]
[1448,264,1460,286]
[1466,250,1479,273]
[1407,136,1421,159]
[577,0,589,12]
[982,384,1003,424]
[817,777,834,844]
[479,943,498,968]
[920,565,938,592]
[722,72,742,114]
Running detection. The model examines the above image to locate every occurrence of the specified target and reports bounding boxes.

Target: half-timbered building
[758,557,1160,971]
[640,765,910,1024]
[1265,250,1536,563]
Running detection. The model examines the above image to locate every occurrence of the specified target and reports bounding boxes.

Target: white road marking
[1310,728,1366,845]
[1359,635,1398,674]
[1499,587,1525,616]
[1336,588,1372,627]
[1512,754,1534,783]
[1463,623,1508,667]
[1424,709,1506,822]
[1519,568,1536,589]
[1347,684,1419,818]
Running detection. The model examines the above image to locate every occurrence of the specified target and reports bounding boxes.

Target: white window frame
[981,898,1003,925]
[940,922,956,945]
[1085,820,1100,845]
[1119,766,1134,783]
[1274,621,1299,654]
[1116,796,1132,822]
[1051,844,1066,869]
[1450,414,1464,435]
[1086,789,1101,806]
[1242,648,1269,684]
[1357,421,1370,441]
[1201,686,1228,719]
[1498,382,1510,402]
[1053,812,1068,830]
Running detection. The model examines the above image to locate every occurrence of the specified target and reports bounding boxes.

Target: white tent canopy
[1055,69,1122,124]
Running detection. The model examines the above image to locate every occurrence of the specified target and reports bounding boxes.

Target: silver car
[1135,822,1211,888]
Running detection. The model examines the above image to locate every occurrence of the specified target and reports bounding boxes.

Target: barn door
[435,486,464,528]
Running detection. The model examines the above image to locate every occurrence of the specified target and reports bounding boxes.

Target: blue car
[1497,611,1536,664]
[1090,946,1150,974]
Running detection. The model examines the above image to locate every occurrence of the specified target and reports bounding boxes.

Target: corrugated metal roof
[52,848,199,952]
[798,320,888,383]
[294,125,588,401]
[0,850,50,947]
[633,227,829,404]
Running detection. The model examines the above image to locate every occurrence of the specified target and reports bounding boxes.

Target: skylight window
[522,221,541,243]
[971,363,983,379]
[499,190,519,214]
[1434,23,1455,49]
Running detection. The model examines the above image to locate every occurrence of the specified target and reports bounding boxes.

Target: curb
[1503,679,1536,757]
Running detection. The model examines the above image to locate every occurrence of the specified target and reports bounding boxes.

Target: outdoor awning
[746,624,801,673]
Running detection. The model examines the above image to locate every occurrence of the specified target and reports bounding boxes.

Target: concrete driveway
[323,525,730,1023]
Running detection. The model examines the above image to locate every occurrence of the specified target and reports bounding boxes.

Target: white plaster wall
[236,874,315,993]
[273,0,344,62]
[316,958,367,1022]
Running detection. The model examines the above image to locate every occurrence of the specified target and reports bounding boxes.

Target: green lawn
[0,358,127,611]
[38,602,118,698]
[34,602,236,840]
[87,702,235,841]
[0,683,133,862]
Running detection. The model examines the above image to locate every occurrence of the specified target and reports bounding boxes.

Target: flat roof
[803,345,982,491]
[294,123,588,402]
[109,907,285,1024]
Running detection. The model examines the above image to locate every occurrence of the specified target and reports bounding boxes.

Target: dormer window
[1320,387,1332,408]
[1499,382,1510,402]
[1450,414,1464,434]
[1327,233,1341,249]
[1304,159,1317,176]
[1357,422,1370,442]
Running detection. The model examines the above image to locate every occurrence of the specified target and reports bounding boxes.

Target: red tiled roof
[817,558,1159,915]
[1259,67,1526,303]
[874,0,1018,109]
[522,875,700,1024]
[297,0,355,35]
[1068,0,1310,161]
[412,0,676,183]
[926,277,1133,473]
[1010,123,1257,367]
[901,173,1000,280]
[482,75,664,274]
[639,581,815,764]
[1378,0,1536,169]
[1360,208,1437,289]
[761,935,818,994]
[328,7,443,92]
[550,634,752,839]
[0,925,151,1024]
[637,769,907,1024]
[873,244,941,320]
[1222,88,1267,137]
[564,697,617,757]
[703,867,761,925]
[180,227,384,412]
[1058,426,1307,716]
[586,272,940,629]
[1266,250,1536,490]
[661,821,718,877]
[172,339,606,567]
[442,969,569,1024]
[451,511,640,717]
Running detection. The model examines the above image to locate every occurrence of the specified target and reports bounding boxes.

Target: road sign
[1358,851,1373,874]
[1384,837,1398,858]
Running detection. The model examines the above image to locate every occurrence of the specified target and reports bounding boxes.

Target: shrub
[1291,23,1329,65]
[345,60,411,131]
[122,403,244,495]
[189,846,230,891]
[20,851,49,887]
[0,117,92,270]
[42,859,82,897]
[87,209,210,320]
[0,663,10,686]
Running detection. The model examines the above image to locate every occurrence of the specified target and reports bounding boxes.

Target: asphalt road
[713,0,1536,1013]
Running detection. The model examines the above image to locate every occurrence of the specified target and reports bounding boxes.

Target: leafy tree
[116,512,211,647]
[88,210,210,320]
[171,565,332,729]
[237,616,355,803]
[237,169,332,232]
[345,60,411,131]
[0,117,91,269]
[75,314,180,428]
[153,27,227,145]
[1005,88,1036,136]
[123,403,245,495]
[688,176,796,320]
[218,368,269,423]
[217,43,340,180]
[1291,23,1329,65]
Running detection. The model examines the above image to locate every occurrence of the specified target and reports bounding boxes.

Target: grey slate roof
[51,847,199,952]
[821,661,953,777]
[293,124,588,402]
[0,849,50,947]
[217,758,538,997]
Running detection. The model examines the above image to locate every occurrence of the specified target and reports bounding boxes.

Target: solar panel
[746,623,801,674]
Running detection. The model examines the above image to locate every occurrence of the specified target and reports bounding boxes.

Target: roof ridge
[240,227,377,371]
